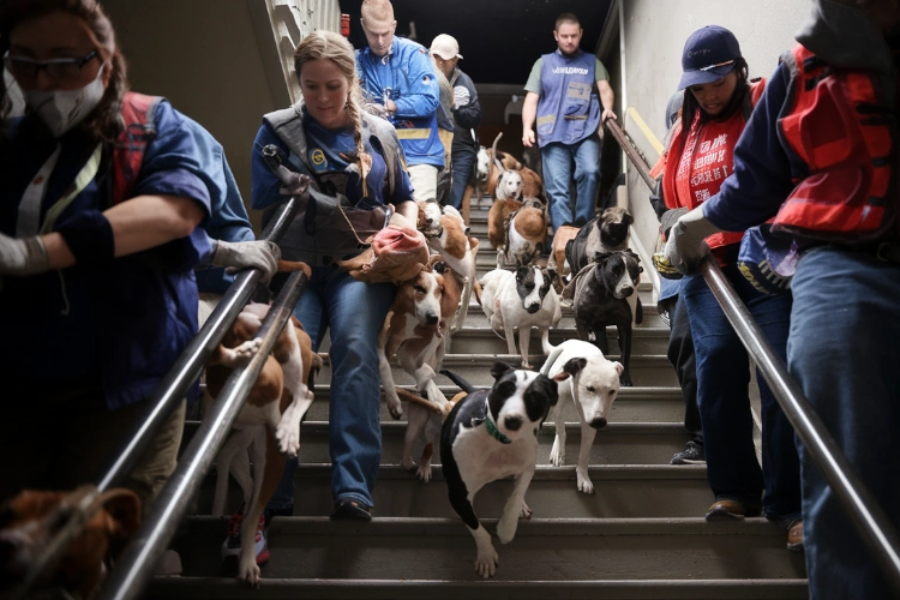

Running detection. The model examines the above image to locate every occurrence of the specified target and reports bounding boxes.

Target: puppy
[440,363,562,579]
[565,206,634,276]
[478,266,562,369]
[378,256,453,422]
[485,133,544,199]
[419,203,480,334]
[498,197,549,268]
[0,487,141,598]
[205,298,318,587]
[548,225,580,292]
[542,340,624,494]
[570,251,643,387]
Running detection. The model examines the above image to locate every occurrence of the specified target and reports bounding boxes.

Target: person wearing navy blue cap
[649,24,803,551]
[664,1,900,596]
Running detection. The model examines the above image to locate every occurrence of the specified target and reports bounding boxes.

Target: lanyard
[38,143,103,235]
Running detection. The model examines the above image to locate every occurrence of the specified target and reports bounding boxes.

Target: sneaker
[671,440,706,464]
[330,498,372,521]
[221,505,270,568]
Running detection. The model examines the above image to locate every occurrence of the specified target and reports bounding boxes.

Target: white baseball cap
[430,34,463,60]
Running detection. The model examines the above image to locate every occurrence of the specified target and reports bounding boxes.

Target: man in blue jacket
[356,0,444,202]
[522,12,617,233]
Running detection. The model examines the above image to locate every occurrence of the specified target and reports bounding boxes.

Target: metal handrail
[100,267,309,600]
[9,193,305,600]
[608,117,900,595]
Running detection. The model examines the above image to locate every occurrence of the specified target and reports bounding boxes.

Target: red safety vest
[773,44,896,241]
[112,92,162,205]
[651,80,765,255]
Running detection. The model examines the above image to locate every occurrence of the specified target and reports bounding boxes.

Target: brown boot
[705,499,762,521]
[786,520,804,552]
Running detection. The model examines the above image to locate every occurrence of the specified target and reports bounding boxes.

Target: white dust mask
[24,64,106,137]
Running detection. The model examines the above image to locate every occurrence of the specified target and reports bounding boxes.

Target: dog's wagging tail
[440,368,482,394]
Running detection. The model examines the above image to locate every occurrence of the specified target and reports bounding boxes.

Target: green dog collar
[484,398,512,444]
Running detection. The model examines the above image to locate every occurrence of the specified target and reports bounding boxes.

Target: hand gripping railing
[606,117,900,596]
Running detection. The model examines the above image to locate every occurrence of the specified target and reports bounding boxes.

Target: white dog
[541,340,623,494]
[478,266,561,369]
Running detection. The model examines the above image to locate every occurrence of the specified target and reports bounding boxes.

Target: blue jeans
[540,135,601,232]
[681,264,801,522]
[448,145,477,210]
[267,266,396,511]
[788,246,900,599]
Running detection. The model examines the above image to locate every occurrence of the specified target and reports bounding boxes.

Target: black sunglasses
[3,49,99,83]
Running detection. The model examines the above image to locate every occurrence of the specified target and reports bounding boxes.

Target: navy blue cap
[678,26,742,90]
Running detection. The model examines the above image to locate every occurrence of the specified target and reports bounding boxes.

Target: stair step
[148,577,809,600]
[291,464,709,519]
[294,421,690,465]
[193,464,709,520]
[168,517,807,581]
[460,302,664,329]
[316,353,679,387]
[303,386,686,423]
[445,326,669,355]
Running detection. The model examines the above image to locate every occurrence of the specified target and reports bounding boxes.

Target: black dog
[564,206,634,276]
[570,251,643,386]
[440,363,562,578]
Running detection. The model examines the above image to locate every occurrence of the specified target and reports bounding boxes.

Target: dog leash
[483,397,512,444]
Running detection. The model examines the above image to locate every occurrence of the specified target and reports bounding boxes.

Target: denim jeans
[788,246,900,599]
[681,263,801,522]
[540,135,601,232]
[448,145,477,210]
[267,266,396,511]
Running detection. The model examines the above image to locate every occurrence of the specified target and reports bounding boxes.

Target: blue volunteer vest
[536,50,602,147]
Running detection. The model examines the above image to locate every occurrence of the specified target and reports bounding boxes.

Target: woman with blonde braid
[250,30,416,529]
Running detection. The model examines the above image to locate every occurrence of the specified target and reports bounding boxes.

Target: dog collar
[484,398,512,444]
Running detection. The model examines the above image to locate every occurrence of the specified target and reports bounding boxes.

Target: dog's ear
[537,375,560,407]
[99,489,142,559]
[545,267,559,282]
[612,361,625,377]
[490,361,515,381]
[433,261,447,274]
[564,357,588,376]
[624,210,634,226]
[592,251,612,264]
[515,265,530,281]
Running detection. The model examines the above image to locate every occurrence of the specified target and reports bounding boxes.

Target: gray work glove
[210,239,281,283]
[663,204,722,274]
[0,233,49,276]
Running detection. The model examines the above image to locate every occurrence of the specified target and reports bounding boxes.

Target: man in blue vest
[356,0,444,202]
[522,12,617,233]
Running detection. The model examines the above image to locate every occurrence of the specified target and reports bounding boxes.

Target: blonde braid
[345,80,371,181]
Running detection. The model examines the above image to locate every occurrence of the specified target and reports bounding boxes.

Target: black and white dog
[570,251,643,386]
[440,363,564,579]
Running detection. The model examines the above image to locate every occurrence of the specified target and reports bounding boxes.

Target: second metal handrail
[608,117,900,596]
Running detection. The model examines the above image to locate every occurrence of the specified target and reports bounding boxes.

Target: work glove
[210,239,281,283]
[663,204,721,275]
[0,232,49,276]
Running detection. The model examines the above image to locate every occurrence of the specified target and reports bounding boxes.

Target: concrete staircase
[147,205,808,599]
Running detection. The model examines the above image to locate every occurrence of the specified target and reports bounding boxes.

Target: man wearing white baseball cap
[430,34,482,211]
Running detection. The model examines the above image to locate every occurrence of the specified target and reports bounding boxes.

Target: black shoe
[264,504,294,527]
[330,498,372,521]
[671,440,706,464]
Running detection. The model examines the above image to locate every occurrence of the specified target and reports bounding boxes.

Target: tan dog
[378,255,453,422]
[0,487,141,598]
[417,203,480,334]
[548,225,581,291]
[498,197,549,268]
[205,268,319,587]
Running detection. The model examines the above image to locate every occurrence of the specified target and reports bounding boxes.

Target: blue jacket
[356,37,444,169]
[180,116,257,295]
[0,99,212,409]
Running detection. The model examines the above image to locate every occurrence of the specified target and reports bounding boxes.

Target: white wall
[619,0,812,256]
